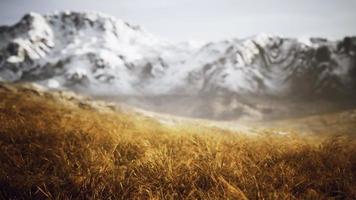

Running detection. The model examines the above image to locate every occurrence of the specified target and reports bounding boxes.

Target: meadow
[0,83,355,199]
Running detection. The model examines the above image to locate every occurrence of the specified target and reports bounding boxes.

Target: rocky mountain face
[1,11,356,120]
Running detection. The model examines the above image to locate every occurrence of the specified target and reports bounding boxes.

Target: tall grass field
[0,84,355,199]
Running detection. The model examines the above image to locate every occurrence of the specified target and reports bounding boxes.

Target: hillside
[1,12,356,120]
[0,83,355,199]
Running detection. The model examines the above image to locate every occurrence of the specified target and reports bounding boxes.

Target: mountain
[1,11,356,120]
[0,11,197,94]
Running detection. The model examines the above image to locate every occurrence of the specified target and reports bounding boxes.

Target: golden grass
[0,84,355,199]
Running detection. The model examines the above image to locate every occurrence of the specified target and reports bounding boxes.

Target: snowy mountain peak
[43,11,153,41]
[1,11,356,119]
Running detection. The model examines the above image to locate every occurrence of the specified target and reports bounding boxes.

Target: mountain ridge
[1,11,356,120]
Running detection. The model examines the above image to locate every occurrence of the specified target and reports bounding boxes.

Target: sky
[0,0,355,42]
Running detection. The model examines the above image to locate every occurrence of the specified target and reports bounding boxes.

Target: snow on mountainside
[1,11,356,120]
[0,11,197,95]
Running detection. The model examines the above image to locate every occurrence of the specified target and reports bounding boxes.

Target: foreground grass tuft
[0,84,355,199]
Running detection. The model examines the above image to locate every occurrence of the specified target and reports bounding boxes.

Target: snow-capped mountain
[0,11,198,94]
[1,11,356,120]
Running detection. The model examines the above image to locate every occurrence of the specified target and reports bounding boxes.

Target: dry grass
[0,84,355,199]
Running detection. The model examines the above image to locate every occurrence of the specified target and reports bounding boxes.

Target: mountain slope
[0,12,196,94]
[1,11,356,119]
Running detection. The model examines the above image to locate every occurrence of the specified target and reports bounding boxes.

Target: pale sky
[0,0,355,42]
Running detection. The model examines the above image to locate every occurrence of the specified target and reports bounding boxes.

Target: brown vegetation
[0,83,355,199]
